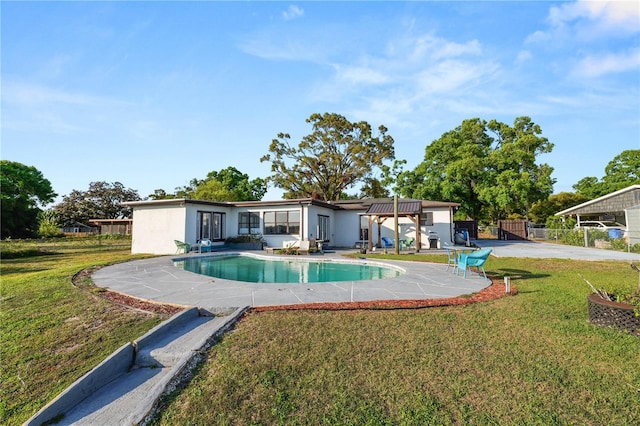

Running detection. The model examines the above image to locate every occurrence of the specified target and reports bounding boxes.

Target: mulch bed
[72,266,185,316]
[75,266,515,315]
[252,279,516,312]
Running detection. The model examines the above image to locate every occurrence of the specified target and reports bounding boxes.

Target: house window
[199,211,226,241]
[238,212,260,235]
[317,215,330,242]
[264,210,300,235]
[420,212,434,227]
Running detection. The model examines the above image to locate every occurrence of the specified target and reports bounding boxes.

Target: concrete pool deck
[93,250,492,308]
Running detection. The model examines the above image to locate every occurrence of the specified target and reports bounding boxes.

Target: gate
[497,220,528,240]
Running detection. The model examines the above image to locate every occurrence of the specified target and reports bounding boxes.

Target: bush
[225,234,265,244]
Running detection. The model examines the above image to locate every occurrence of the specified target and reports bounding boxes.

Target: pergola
[364,200,423,252]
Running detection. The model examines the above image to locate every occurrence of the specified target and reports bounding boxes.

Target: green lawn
[151,256,640,425]
[0,238,163,425]
[2,241,639,425]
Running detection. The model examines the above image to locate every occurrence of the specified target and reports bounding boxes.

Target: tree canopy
[573,149,640,199]
[54,181,141,225]
[150,167,266,201]
[1,160,57,238]
[394,117,555,222]
[260,112,395,201]
[529,192,590,225]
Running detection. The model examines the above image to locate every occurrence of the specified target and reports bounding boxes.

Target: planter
[587,293,640,335]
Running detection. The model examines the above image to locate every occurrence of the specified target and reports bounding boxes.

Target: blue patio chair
[381,237,394,248]
[457,248,492,280]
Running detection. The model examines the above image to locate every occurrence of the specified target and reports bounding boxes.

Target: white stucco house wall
[123,197,460,255]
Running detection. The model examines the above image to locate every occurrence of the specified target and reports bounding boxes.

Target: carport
[555,184,640,244]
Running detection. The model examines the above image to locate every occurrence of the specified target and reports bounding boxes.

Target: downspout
[299,201,305,240]
[450,207,454,243]
[394,195,399,255]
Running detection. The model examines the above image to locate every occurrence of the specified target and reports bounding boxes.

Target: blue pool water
[174,255,401,284]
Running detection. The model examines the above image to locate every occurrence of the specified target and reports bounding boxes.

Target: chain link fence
[478,225,639,253]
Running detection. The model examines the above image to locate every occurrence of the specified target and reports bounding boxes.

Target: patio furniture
[444,246,458,272]
[381,237,394,248]
[457,248,492,280]
[174,240,190,254]
[403,237,415,249]
[296,240,311,255]
[195,238,212,253]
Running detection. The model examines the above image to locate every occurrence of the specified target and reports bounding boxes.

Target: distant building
[60,222,95,235]
[89,219,133,235]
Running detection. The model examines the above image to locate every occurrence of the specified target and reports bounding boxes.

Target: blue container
[608,229,623,239]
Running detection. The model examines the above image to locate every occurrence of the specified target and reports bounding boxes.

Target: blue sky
[2,1,639,204]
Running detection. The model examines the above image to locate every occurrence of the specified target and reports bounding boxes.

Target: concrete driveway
[476,239,639,261]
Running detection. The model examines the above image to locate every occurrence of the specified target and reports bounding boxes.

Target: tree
[260,112,395,201]
[359,177,390,199]
[479,117,555,221]
[193,167,266,201]
[573,149,640,198]
[149,167,266,202]
[395,118,493,221]
[1,160,57,238]
[148,189,177,200]
[38,210,62,238]
[54,181,141,225]
[395,117,555,222]
[529,192,590,224]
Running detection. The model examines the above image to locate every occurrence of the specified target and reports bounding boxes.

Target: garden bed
[587,293,640,335]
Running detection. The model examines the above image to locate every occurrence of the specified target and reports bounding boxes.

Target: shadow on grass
[490,268,550,280]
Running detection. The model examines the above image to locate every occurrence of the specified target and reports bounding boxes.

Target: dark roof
[123,197,458,212]
[555,185,640,216]
[365,201,423,215]
[332,198,459,211]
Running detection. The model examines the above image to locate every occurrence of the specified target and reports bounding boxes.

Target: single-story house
[555,184,640,245]
[60,221,95,235]
[123,197,460,255]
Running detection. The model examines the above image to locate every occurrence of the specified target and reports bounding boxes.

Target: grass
[0,237,163,425]
[150,256,640,425]
[2,241,640,425]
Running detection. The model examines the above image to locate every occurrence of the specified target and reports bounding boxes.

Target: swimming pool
[174,254,402,284]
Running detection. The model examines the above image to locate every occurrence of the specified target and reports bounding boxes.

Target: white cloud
[3,82,104,106]
[515,50,533,66]
[534,0,640,42]
[401,33,482,62]
[550,1,639,33]
[573,48,640,77]
[334,65,390,86]
[282,5,304,21]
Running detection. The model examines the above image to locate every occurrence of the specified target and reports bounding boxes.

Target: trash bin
[608,229,623,239]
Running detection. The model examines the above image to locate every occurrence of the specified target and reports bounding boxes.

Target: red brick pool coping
[251,278,515,312]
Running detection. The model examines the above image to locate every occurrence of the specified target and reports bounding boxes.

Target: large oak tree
[261,113,395,201]
[54,181,141,225]
[395,117,555,222]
